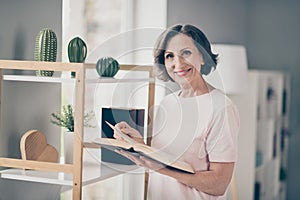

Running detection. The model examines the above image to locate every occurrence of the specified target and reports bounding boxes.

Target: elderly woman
[115,24,240,200]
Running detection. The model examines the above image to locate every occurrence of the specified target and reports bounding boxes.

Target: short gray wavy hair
[153,24,218,81]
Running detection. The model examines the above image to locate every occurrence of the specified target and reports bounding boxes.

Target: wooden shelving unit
[0,59,155,200]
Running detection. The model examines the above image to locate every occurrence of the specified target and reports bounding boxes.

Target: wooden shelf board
[3,75,70,83]
[3,75,154,84]
[0,162,141,187]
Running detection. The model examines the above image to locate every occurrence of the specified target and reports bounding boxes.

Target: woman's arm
[114,121,234,196]
[154,161,234,196]
[117,149,234,196]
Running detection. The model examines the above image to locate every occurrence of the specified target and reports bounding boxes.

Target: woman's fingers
[114,122,131,137]
[115,149,145,166]
[140,156,165,171]
[114,121,144,144]
[114,149,166,171]
[113,121,129,139]
[113,133,125,140]
[115,121,130,129]
[119,127,141,137]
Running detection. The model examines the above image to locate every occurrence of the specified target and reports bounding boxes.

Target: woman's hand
[114,122,167,171]
[114,121,145,144]
[115,149,166,171]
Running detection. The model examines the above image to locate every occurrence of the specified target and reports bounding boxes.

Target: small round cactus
[68,37,87,78]
[96,57,119,77]
[34,28,57,76]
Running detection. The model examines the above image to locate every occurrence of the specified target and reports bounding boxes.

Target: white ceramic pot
[63,131,74,164]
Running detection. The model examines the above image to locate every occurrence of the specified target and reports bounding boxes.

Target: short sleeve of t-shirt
[204,103,240,162]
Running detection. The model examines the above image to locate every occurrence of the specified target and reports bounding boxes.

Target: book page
[133,143,194,173]
[93,138,195,173]
[94,138,132,149]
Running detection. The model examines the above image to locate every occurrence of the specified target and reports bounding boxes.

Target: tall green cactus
[67,37,87,78]
[34,28,57,76]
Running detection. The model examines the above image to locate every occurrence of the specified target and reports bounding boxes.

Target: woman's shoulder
[159,89,236,109]
[211,89,232,102]
[208,89,237,112]
[160,90,181,103]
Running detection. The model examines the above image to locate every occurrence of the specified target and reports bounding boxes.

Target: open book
[93,121,195,174]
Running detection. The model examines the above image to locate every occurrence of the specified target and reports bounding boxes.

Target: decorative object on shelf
[34,28,57,77]
[50,104,95,164]
[96,56,120,77]
[63,131,74,164]
[255,151,263,167]
[67,37,87,78]
[50,104,95,132]
[101,107,145,165]
[20,129,59,163]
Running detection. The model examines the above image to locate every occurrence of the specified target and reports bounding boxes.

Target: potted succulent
[51,104,95,163]
[50,104,94,132]
[96,56,120,77]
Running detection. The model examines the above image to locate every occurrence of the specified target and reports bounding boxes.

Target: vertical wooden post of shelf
[231,174,238,200]
[144,68,155,200]
[72,65,86,200]
[0,69,2,129]
[146,69,155,146]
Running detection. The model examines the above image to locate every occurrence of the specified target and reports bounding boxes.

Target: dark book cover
[101,107,145,165]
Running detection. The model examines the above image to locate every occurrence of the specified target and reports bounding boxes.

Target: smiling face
[164,33,205,85]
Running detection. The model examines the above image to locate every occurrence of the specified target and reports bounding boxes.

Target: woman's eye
[182,50,191,57]
[165,53,174,59]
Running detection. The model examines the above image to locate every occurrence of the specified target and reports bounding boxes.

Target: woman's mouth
[174,68,192,76]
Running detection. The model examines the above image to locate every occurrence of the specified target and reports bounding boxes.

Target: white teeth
[175,69,190,76]
[176,71,186,76]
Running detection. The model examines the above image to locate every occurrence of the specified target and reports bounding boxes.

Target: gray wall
[168,0,300,199]
[0,0,62,199]
[0,0,62,61]
[168,0,247,45]
[0,0,62,155]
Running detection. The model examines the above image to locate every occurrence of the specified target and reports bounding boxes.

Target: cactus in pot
[34,28,57,76]
[68,37,87,78]
[96,57,119,77]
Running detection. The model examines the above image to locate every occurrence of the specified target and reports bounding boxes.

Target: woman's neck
[179,76,213,97]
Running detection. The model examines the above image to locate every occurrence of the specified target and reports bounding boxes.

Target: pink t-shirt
[148,89,240,200]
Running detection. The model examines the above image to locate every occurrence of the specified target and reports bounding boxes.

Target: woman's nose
[173,55,184,69]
